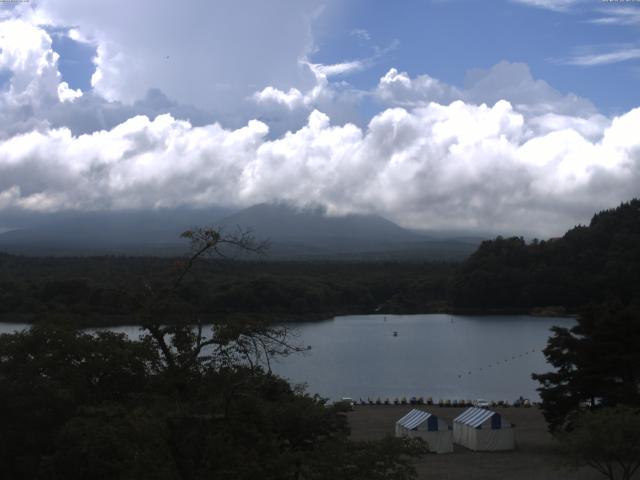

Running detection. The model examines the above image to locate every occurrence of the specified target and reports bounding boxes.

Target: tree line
[450,199,640,311]
[0,254,453,325]
[524,200,640,480]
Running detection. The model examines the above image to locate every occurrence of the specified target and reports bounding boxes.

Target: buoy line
[456,348,538,379]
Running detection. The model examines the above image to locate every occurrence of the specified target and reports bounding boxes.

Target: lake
[0,314,573,402]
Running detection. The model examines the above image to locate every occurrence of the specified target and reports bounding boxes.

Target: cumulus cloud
[250,59,362,137]
[252,61,336,112]
[463,61,597,117]
[0,2,638,238]
[0,0,361,137]
[34,0,326,116]
[375,68,462,107]
[0,14,244,137]
[250,38,398,132]
[0,101,639,237]
[0,17,85,136]
[377,61,596,116]
[374,61,609,141]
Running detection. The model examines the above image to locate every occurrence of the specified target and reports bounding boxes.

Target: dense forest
[0,256,453,325]
[1,199,639,325]
[450,199,640,312]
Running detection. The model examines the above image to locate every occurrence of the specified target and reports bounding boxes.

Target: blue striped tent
[453,407,514,451]
[395,409,453,454]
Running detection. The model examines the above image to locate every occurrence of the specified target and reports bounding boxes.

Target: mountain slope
[0,208,233,255]
[0,203,482,259]
[219,203,421,244]
[217,203,479,259]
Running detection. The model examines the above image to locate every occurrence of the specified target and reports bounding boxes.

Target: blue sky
[312,0,640,115]
[47,0,640,116]
[0,0,639,236]
[51,29,94,92]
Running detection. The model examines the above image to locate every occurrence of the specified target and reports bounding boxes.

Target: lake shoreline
[0,305,579,328]
[2,313,576,401]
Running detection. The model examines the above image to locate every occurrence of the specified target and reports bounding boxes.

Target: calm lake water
[0,314,574,402]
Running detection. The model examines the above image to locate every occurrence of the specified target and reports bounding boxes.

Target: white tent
[453,407,515,451]
[395,409,453,454]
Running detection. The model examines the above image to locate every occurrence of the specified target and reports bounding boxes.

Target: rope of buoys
[456,347,541,379]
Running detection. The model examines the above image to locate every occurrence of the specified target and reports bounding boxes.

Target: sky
[0,0,639,237]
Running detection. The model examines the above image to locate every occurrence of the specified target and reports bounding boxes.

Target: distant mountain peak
[218,202,420,243]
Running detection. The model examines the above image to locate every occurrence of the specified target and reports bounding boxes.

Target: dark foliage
[532,303,640,432]
[0,227,427,479]
[0,254,453,325]
[0,322,381,479]
[451,199,640,311]
[558,406,640,480]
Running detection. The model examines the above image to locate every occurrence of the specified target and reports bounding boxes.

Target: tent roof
[454,407,498,428]
[396,409,434,430]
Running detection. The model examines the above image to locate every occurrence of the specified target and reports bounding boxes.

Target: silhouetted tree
[559,407,640,480]
[533,303,640,431]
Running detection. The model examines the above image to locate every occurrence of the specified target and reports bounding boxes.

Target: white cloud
[249,37,398,133]
[527,112,610,140]
[0,4,388,137]
[0,18,70,105]
[250,58,363,137]
[251,60,339,111]
[0,101,638,237]
[57,81,83,102]
[0,3,638,238]
[561,47,640,66]
[590,7,640,26]
[374,61,608,142]
[34,0,326,117]
[0,17,89,137]
[6,0,366,137]
[511,0,584,11]
[376,61,597,117]
[349,29,371,41]
[0,12,277,137]
[375,68,462,107]
[312,59,367,77]
[252,86,307,111]
[463,61,597,117]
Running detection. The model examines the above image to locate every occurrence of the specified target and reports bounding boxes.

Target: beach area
[348,405,603,480]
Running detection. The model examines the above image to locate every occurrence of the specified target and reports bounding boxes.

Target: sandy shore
[347,405,604,480]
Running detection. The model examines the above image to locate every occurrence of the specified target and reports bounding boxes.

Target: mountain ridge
[0,203,482,259]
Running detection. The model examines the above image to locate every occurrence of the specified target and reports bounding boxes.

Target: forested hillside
[2,199,639,324]
[0,256,453,325]
[450,199,640,311]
